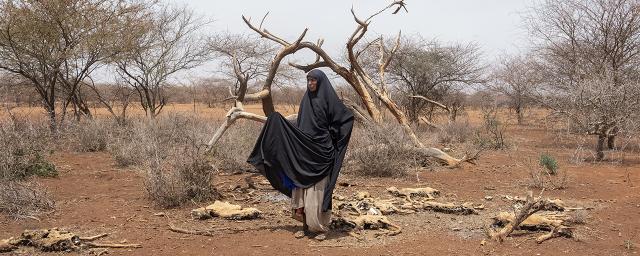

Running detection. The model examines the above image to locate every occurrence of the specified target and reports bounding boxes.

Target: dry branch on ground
[489,191,576,243]
[0,228,141,253]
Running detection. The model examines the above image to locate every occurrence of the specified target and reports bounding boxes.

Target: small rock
[452,227,461,231]
[338,182,354,187]
[355,191,371,200]
[367,207,382,215]
[484,196,493,201]
[333,195,345,201]
[480,240,486,246]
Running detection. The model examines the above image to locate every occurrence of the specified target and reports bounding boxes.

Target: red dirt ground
[1,107,639,255]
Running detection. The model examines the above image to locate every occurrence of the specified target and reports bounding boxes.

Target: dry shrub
[567,209,589,225]
[437,121,474,145]
[209,120,262,172]
[0,116,57,180]
[144,145,220,208]
[108,121,148,167]
[473,106,508,150]
[347,122,422,177]
[108,114,215,167]
[0,181,55,219]
[526,157,568,190]
[63,119,115,152]
[106,113,220,207]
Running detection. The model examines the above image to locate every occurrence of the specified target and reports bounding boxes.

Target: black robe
[247,69,354,212]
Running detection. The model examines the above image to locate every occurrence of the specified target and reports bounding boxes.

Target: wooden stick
[79,233,109,241]
[84,242,142,248]
[168,223,249,236]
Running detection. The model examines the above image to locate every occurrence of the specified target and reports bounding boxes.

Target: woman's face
[307,77,318,92]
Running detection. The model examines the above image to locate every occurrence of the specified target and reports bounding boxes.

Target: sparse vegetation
[209,121,262,172]
[144,144,219,208]
[527,156,568,190]
[108,114,219,207]
[0,0,638,253]
[0,181,55,219]
[0,116,56,180]
[473,106,507,150]
[347,123,423,177]
[66,119,114,153]
[437,121,474,145]
[539,154,559,175]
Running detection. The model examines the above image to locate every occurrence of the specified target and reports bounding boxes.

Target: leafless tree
[0,0,147,130]
[115,4,211,118]
[487,54,543,124]
[527,0,640,160]
[191,77,233,108]
[209,33,283,108]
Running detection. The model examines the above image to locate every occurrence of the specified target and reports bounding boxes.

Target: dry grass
[0,115,56,219]
[0,115,57,180]
[209,120,262,172]
[0,181,55,219]
[104,113,221,208]
[107,114,213,167]
[437,121,475,145]
[144,146,220,208]
[346,122,423,177]
[62,119,115,152]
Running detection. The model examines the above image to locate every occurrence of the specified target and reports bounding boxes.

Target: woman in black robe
[247,69,354,239]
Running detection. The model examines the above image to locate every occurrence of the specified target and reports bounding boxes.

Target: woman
[247,69,354,240]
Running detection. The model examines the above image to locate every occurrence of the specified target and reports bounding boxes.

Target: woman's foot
[314,233,327,241]
[294,230,306,239]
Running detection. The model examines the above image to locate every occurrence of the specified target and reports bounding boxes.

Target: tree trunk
[261,94,275,116]
[516,105,523,125]
[607,135,615,150]
[596,134,606,161]
[448,109,457,123]
[46,105,57,133]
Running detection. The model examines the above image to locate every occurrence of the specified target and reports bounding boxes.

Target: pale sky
[160,0,535,82]
[173,0,532,57]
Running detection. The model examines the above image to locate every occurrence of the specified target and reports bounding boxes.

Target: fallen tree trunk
[205,106,296,152]
[489,191,573,243]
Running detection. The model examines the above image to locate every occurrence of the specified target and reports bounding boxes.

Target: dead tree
[205,24,304,147]
[207,1,472,166]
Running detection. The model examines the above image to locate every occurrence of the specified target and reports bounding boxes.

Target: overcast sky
[163,0,535,82]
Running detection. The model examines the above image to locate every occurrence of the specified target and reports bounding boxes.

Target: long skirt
[291,176,331,232]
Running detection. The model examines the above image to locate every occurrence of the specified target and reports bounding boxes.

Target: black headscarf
[247,69,354,211]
